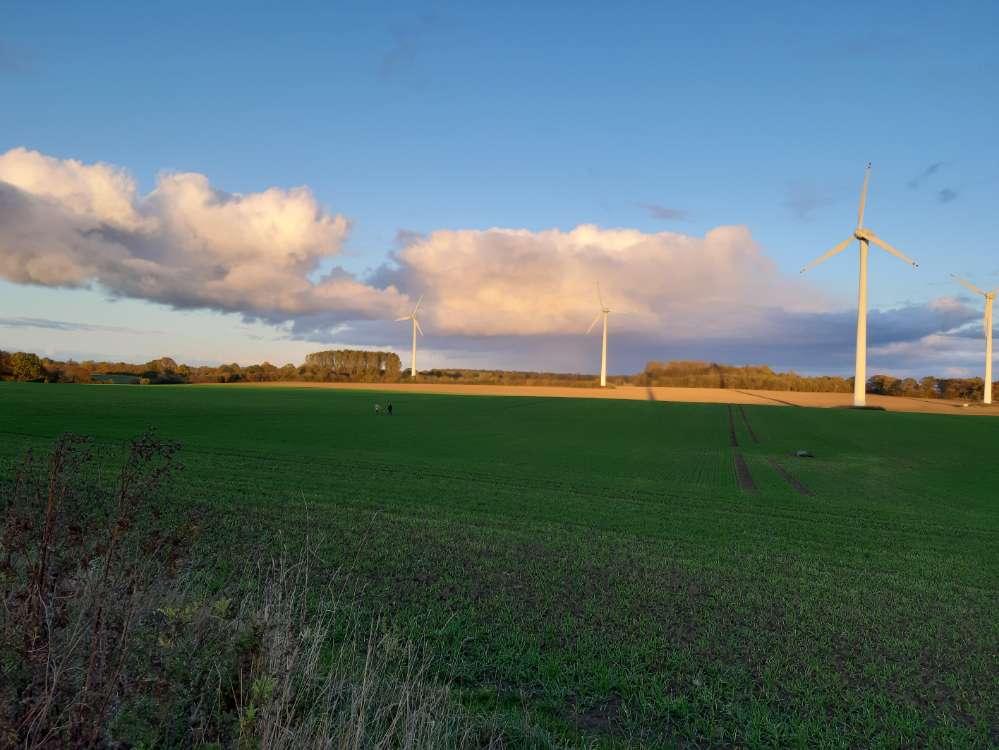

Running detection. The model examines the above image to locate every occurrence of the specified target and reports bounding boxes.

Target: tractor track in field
[726,405,816,496]
[767,457,814,496]
[733,453,756,490]
[733,409,815,497]
[738,405,760,443]
[727,405,756,490]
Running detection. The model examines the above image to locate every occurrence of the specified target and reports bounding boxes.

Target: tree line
[635,360,853,392]
[1,348,994,400]
[0,350,400,385]
[417,368,596,387]
[634,360,997,401]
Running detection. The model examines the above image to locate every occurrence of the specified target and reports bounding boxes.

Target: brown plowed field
[212,381,999,416]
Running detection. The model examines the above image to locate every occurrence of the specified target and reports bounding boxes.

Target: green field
[1,382,996,748]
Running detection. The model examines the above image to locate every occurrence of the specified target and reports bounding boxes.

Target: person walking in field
[387,402,393,416]
[374,403,381,415]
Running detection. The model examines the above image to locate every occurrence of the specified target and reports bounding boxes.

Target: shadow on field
[734,389,801,407]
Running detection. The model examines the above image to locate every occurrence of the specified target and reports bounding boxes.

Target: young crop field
[1,382,996,748]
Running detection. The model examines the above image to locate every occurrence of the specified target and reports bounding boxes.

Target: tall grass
[0,433,507,749]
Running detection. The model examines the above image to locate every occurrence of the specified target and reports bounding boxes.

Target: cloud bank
[0,147,983,374]
[384,224,823,338]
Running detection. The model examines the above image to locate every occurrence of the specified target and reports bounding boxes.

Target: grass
[1,382,996,748]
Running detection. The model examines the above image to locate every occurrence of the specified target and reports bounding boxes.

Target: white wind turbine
[800,163,918,407]
[585,283,611,387]
[951,275,996,405]
[395,295,424,378]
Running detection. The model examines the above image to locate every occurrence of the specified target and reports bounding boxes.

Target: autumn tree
[145,357,178,372]
[11,352,44,381]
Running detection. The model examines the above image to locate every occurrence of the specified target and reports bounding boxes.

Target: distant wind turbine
[951,275,996,405]
[800,163,918,407]
[395,295,423,378]
[586,283,611,387]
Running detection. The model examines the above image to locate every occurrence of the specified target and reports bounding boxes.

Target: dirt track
[215,381,999,416]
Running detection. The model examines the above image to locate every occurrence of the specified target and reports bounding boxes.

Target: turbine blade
[867,232,918,268]
[950,275,986,297]
[395,316,411,322]
[412,294,423,315]
[857,162,871,229]
[597,281,604,308]
[585,312,602,334]
[414,318,424,336]
[800,236,853,274]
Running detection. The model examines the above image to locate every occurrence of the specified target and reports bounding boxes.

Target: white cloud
[0,147,147,230]
[0,147,408,319]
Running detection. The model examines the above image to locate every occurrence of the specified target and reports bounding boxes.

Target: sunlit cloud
[381,224,827,337]
[0,147,408,320]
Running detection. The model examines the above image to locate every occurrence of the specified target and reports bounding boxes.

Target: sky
[1,1,997,377]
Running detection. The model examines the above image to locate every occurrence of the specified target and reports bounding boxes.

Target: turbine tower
[395,295,423,378]
[586,284,610,387]
[951,275,996,405]
[801,163,918,407]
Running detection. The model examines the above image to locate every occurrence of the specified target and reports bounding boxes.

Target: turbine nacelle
[395,294,424,334]
[952,275,998,301]
[585,283,612,334]
[951,275,997,345]
[855,228,918,268]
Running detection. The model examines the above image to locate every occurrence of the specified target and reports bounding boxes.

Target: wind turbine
[951,275,996,405]
[800,163,918,407]
[586,283,610,387]
[395,295,423,378]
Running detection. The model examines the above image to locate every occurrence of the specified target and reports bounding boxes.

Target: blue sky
[1,1,997,375]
